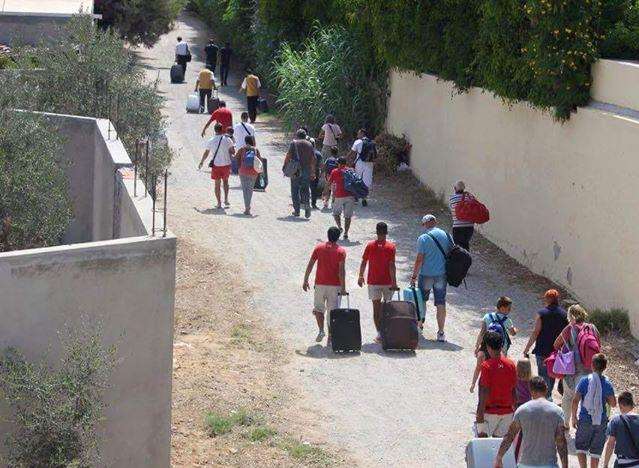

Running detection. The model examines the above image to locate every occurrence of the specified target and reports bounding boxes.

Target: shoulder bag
[283,141,301,177]
[208,136,224,168]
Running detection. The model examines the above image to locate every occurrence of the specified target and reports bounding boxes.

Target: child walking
[516,358,532,408]
[474,296,518,356]
[470,333,488,394]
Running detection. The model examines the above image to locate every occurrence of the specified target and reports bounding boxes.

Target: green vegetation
[0,325,116,467]
[247,426,277,442]
[204,408,255,437]
[589,308,631,336]
[279,438,333,465]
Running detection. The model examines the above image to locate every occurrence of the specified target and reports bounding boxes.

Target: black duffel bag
[427,232,472,287]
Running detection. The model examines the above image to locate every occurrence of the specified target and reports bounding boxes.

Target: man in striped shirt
[449,180,475,251]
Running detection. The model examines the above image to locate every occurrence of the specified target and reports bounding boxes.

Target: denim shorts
[418,274,447,306]
[575,419,607,457]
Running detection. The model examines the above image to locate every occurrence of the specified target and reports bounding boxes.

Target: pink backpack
[577,324,601,370]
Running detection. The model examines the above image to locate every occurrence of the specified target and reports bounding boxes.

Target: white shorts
[368,285,394,302]
[313,285,341,314]
[483,413,514,438]
[332,196,355,217]
[355,160,374,193]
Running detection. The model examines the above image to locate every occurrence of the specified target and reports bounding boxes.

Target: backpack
[324,157,338,176]
[358,137,377,162]
[426,232,472,287]
[576,324,601,370]
[455,193,490,224]
[242,148,256,169]
[487,313,511,350]
[342,168,369,198]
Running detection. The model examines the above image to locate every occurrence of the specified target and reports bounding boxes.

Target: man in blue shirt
[410,214,453,342]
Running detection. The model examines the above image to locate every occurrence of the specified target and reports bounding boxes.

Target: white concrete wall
[387,70,639,335]
[591,59,639,110]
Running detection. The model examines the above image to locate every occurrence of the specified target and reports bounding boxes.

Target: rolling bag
[207,90,220,114]
[254,157,268,190]
[329,293,361,353]
[186,93,200,113]
[380,290,419,351]
[465,438,516,468]
[170,63,184,83]
[402,286,425,322]
[258,97,269,113]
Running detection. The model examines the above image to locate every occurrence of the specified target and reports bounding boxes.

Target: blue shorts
[418,274,447,306]
[575,419,607,457]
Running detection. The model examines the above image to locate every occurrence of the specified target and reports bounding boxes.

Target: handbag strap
[328,124,337,139]
[621,415,639,457]
[241,122,252,136]
[426,232,448,261]
[211,136,223,165]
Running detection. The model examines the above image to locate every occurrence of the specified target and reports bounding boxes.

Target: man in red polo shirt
[358,222,397,343]
[303,227,346,343]
[327,157,355,240]
[201,100,233,137]
[476,330,517,438]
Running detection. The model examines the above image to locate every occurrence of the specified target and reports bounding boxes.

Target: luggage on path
[381,290,419,351]
[329,293,361,353]
[254,157,268,191]
[186,93,200,113]
[170,63,184,83]
[208,90,220,114]
[402,286,425,322]
[343,168,369,199]
[465,438,516,468]
[258,97,269,113]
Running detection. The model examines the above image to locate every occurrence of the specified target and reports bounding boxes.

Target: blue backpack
[324,157,339,176]
[242,148,256,169]
[342,168,369,198]
[487,313,511,350]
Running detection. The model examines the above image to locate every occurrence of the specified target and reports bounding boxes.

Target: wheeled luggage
[258,97,269,113]
[329,293,361,353]
[380,290,419,351]
[254,157,268,190]
[208,90,220,114]
[402,286,425,322]
[465,438,516,468]
[186,93,200,113]
[170,63,184,83]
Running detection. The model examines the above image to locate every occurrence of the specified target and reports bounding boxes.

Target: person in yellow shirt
[240,71,261,123]
[195,67,217,114]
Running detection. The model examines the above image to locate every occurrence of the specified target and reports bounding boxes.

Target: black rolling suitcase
[381,290,419,351]
[258,97,269,113]
[329,293,361,353]
[170,63,184,83]
[254,157,268,190]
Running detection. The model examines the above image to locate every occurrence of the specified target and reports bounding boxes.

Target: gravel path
[139,14,560,467]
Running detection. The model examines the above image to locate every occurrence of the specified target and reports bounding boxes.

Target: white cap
[421,214,436,224]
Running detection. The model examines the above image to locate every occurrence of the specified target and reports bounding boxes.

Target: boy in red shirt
[201,101,233,137]
[303,227,346,343]
[476,330,517,438]
[327,157,355,240]
[358,222,397,343]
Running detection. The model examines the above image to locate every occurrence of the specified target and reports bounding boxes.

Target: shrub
[0,324,117,466]
[374,132,410,176]
[589,308,631,336]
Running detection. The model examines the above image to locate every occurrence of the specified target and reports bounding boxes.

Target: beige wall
[387,71,639,335]
[591,59,639,111]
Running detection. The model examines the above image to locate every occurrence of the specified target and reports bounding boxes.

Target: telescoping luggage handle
[338,291,349,310]
[390,287,401,301]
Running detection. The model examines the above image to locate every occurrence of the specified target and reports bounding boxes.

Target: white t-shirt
[175,41,189,56]
[322,123,342,147]
[233,121,255,147]
[351,139,363,155]
[205,135,234,167]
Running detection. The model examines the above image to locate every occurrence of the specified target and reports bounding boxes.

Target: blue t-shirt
[576,374,615,423]
[606,414,639,462]
[417,227,452,277]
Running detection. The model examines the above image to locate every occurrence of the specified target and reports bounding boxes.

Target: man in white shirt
[198,122,236,209]
[348,128,376,207]
[233,112,256,148]
[175,36,190,74]
[318,115,342,161]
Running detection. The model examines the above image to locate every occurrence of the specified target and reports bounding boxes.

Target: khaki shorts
[332,196,355,217]
[313,285,341,314]
[368,285,394,302]
[482,413,514,438]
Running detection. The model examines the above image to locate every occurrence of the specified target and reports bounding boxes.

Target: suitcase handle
[338,291,349,309]
[389,287,401,301]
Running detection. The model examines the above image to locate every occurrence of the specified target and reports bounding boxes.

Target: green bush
[600,0,639,59]
[373,132,410,176]
[589,308,631,336]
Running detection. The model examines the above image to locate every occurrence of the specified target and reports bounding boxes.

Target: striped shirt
[449,192,474,227]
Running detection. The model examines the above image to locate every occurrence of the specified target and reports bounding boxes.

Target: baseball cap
[421,214,436,224]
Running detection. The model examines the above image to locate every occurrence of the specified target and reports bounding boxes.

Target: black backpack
[358,137,377,162]
[426,232,472,287]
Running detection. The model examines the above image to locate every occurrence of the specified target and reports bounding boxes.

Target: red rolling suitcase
[381,289,419,351]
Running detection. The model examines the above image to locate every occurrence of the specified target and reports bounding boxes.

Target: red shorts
[211,165,231,180]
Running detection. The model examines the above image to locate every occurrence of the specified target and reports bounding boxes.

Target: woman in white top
[318,115,342,161]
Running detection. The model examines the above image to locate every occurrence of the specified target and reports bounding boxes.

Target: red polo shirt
[362,239,396,285]
[311,242,346,286]
[479,356,517,415]
[328,167,350,198]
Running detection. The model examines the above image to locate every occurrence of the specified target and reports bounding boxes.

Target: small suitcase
[258,97,269,113]
[402,286,425,322]
[170,63,184,83]
[207,90,220,114]
[329,293,361,353]
[186,93,200,113]
[465,438,516,468]
[381,290,419,351]
[254,157,268,190]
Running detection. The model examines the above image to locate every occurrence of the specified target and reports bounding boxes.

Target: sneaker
[437,331,446,342]
[292,211,300,217]
[362,199,368,207]
[315,330,325,342]
[224,201,230,206]
[305,206,311,218]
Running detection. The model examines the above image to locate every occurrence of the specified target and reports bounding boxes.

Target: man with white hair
[449,180,475,251]
[410,214,453,341]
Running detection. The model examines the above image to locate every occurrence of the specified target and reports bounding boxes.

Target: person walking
[201,101,233,136]
[410,214,452,341]
[308,138,324,209]
[194,67,216,114]
[197,122,235,208]
[235,135,264,215]
[572,353,617,468]
[348,128,377,207]
[449,180,475,251]
[554,304,602,430]
[476,331,517,438]
[494,376,569,468]
[318,115,342,161]
[327,157,355,240]
[523,289,568,400]
[219,42,232,86]
[474,296,518,356]
[282,129,316,218]
[358,222,397,343]
[603,391,639,468]
[240,71,261,123]
[175,36,190,74]
[303,227,346,343]
[204,38,219,73]
[322,147,339,209]
[233,112,256,148]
